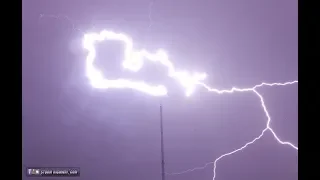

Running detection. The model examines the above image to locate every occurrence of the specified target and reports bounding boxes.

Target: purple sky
[22,0,298,180]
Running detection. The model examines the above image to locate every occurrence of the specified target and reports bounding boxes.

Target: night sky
[22,0,298,180]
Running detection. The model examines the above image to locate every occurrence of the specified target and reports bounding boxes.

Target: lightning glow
[83,30,298,180]
[83,30,207,96]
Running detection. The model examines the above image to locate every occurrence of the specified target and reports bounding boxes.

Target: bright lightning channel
[83,30,207,97]
[167,83,298,180]
[83,30,298,180]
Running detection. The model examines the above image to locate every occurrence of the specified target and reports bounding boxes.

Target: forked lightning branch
[83,30,298,180]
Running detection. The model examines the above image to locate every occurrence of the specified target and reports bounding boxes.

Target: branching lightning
[167,86,298,180]
[83,30,298,180]
[38,13,298,179]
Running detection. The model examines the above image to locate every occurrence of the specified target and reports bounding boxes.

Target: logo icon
[27,168,40,176]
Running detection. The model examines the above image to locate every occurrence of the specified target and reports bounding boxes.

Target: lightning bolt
[146,0,154,30]
[38,15,298,178]
[147,0,155,33]
[141,0,155,48]
[83,30,298,180]
[83,30,207,96]
[167,82,298,180]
